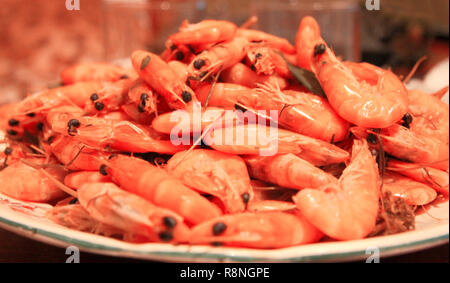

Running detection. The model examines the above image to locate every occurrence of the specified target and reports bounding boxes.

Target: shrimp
[293,140,380,240]
[131,50,196,109]
[297,16,409,128]
[0,158,67,203]
[167,149,254,213]
[13,81,104,115]
[237,28,296,54]
[406,89,449,144]
[196,83,349,142]
[127,79,158,115]
[84,79,135,114]
[203,124,350,166]
[49,112,185,154]
[49,135,109,171]
[168,20,237,46]
[104,154,223,224]
[244,153,338,190]
[189,212,322,248]
[64,171,112,190]
[47,203,124,237]
[387,160,449,195]
[351,125,449,171]
[295,16,321,70]
[244,44,292,78]
[221,63,289,90]
[383,172,437,206]
[78,182,190,243]
[187,37,249,81]
[60,63,130,85]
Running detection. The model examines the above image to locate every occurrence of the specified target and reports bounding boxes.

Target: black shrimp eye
[90,93,99,101]
[108,154,117,160]
[137,105,145,113]
[94,102,105,111]
[158,231,173,242]
[366,133,378,144]
[7,129,18,136]
[402,113,413,128]
[68,119,81,129]
[234,104,247,112]
[175,51,185,61]
[99,164,108,176]
[36,122,44,131]
[193,59,206,70]
[163,216,177,229]
[140,93,149,102]
[4,147,13,155]
[314,44,327,56]
[212,222,227,236]
[26,112,36,117]
[241,193,250,204]
[181,91,192,103]
[47,136,55,144]
[119,74,129,80]
[255,53,263,59]
[8,119,20,127]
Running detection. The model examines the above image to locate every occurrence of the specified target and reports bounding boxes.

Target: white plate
[0,192,448,262]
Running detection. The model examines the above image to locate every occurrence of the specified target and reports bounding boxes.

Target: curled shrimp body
[60,63,130,85]
[297,17,409,128]
[189,212,322,248]
[78,182,190,243]
[187,37,249,80]
[105,154,223,225]
[169,20,237,46]
[245,153,338,190]
[221,63,289,90]
[131,50,196,109]
[383,172,437,206]
[0,158,67,203]
[237,29,296,54]
[293,140,380,240]
[167,149,254,213]
[388,160,449,195]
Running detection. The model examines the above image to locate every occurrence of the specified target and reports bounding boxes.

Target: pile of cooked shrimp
[0,17,448,249]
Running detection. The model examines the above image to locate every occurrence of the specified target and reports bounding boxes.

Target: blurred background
[0,0,448,104]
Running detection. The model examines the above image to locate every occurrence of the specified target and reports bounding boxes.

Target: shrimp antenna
[38,167,78,198]
[203,68,222,108]
[240,16,258,29]
[403,56,427,84]
[431,86,449,100]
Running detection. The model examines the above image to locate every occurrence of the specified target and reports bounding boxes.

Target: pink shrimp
[293,140,380,240]
[237,28,296,54]
[167,149,254,213]
[60,63,130,85]
[78,182,190,243]
[187,37,249,81]
[203,124,350,166]
[84,79,135,114]
[127,79,158,115]
[169,20,237,46]
[189,212,322,248]
[244,153,338,190]
[297,16,409,128]
[244,44,293,78]
[383,172,437,206]
[387,160,449,195]
[64,171,112,190]
[131,50,196,109]
[221,63,289,90]
[104,154,223,225]
[0,157,67,203]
